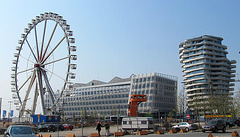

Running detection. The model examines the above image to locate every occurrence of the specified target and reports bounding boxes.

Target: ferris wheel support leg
[19,70,36,118]
[42,70,57,113]
[36,68,46,115]
[31,82,39,115]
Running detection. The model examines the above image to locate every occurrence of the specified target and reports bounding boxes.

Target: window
[147,77,150,81]
[141,121,147,124]
[143,78,146,82]
[123,121,127,124]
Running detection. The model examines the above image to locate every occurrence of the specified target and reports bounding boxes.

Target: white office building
[45,72,177,119]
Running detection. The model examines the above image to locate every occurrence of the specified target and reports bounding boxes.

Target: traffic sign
[187,114,190,119]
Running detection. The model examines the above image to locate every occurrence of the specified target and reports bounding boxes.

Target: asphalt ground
[0,125,239,137]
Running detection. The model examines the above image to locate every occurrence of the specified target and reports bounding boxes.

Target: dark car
[55,124,64,131]
[234,119,240,126]
[225,119,235,127]
[202,119,226,133]
[38,124,47,132]
[38,124,57,132]
[4,125,37,137]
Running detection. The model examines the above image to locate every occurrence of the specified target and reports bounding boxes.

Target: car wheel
[202,130,205,132]
[214,127,218,133]
[185,127,189,132]
[222,127,226,133]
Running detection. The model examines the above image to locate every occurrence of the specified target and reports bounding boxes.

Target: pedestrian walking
[96,121,102,137]
[105,121,110,136]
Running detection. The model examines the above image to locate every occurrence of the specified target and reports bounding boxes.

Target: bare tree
[231,91,240,118]
[178,89,187,121]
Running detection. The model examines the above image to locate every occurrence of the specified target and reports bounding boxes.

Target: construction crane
[127,94,147,117]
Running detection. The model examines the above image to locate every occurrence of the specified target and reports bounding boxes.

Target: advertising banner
[3,110,6,118]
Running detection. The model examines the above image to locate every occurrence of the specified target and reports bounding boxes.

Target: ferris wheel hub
[34,63,40,68]
[34,63,45,68]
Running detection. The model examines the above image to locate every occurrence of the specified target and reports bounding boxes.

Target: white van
[122,117,154,131]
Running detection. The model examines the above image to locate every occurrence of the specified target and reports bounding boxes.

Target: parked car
[38,124,48,132]
[234,119,240,126]
[4,125,37,137]
[202,119,226,132]
[172,122,198,131]
[38,124,57,132]
[63,124,74,130]
[225,119,235,127]
[54,124,64,131]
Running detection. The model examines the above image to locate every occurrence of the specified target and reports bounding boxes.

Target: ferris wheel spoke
[41,67,67,82]
[19,70,36,118]
[40,20,47,61]
[42,36,66,64]
[42,56,69,66]
[17,67,34,75]
[25,39,38,62]
[19,54,35,64]
[41,22,58,62]
[34,26,40,60]
[17,75,32,93]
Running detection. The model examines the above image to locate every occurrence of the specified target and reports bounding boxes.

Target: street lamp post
[8,101,13,126]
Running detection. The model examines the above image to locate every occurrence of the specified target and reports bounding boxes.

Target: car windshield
[207,120,217,124]
[11,127,33,134]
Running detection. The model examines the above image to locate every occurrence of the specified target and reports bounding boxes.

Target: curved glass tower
[179,35,236,115]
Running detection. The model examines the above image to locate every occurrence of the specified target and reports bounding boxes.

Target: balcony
[230,65,236,68]
[230,70,236,73]
[230,60,236,64]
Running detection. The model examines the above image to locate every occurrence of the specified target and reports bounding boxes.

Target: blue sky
[0,0,239,116]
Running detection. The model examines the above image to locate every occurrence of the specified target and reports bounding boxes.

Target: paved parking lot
[0,125,239,137]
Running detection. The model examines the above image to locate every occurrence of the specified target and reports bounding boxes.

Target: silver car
[172,122,198,131]
[4,125,37,137]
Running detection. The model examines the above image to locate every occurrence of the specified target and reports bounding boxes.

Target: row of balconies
[184,74,235,82]
[183,66,235,74]
[184,61,233,69]
[184,40,227,49]
[184,70,234,78]
[186,86,234,95]
[182,44,228,54]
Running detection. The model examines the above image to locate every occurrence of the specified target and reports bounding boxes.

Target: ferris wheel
[11,12,77,117]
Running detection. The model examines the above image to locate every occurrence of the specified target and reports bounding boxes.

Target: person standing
[105,121,110,136]
[96,121,102,137]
